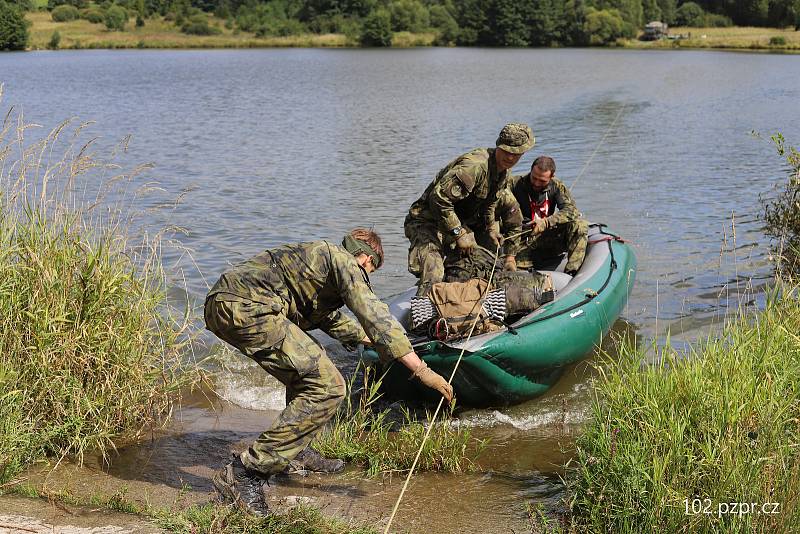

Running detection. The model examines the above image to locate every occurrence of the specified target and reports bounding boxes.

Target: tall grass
[313,365,486,477]
[567,287,800,532]
[0,93,193,484]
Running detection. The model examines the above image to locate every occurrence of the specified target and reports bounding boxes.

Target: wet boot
[288,448,345,474]
[504,284,555,316]
[213,455,270,517]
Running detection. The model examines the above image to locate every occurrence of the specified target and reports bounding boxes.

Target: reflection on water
[3,48,799,529]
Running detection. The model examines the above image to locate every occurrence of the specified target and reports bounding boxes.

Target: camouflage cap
[495,123,535,154]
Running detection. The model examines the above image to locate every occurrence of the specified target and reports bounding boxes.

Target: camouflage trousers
[516,219,589,273]
[204,293,346,477]
[404,218,447,296]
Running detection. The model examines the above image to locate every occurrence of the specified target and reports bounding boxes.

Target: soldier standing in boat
[508,156,588,276]
[204,228,453,516]
[404,123,535,296]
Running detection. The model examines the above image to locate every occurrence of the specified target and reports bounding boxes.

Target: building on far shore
[642,21,669,40]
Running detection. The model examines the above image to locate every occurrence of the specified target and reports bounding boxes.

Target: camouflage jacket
[207,241,413,361]
[509,175,580,227]
[406,148,512,236]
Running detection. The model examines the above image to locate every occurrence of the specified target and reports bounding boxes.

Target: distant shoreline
[22,12,800,53]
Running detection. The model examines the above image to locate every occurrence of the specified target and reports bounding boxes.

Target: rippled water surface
[3,48,800,531]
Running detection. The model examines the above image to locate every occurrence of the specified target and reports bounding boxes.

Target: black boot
[288,448,345,474]
[213,455,270,517]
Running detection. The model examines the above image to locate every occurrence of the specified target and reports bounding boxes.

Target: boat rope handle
[382,241,503,534]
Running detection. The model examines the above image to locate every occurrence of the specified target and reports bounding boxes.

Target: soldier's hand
[531,217,549,235]
[455,230,477,256]
[487,222,505,249]
[412,362,454,403]
[503,255,517,272]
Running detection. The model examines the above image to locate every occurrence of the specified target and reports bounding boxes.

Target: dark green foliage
[47,28,60,47]
[0,0,29,49]
[769,34,786,43]
[104,3,127,29]
[48,0,87,9]
[583,6,627,43]
[592,0,641,33]
[492,0,529,46]
[135,12,144,24]
[674,0,705,25]
[641,0,660,22]
[82,7,106,22]
[763,134,800,277]
[235,0,306,36]
[181,12,220,32]
[388,0,429,32]
[51,3,79,20]
[704,12,731,25]
[656,0,675,22]
[360,7,391,45]
[429,4,459,43]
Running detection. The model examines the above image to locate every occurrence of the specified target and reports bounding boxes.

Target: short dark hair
[532,156,556,175]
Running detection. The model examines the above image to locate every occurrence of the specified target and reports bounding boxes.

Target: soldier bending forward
[204,228,453,516]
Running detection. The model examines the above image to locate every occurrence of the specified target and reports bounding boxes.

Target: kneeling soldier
[509,156,588,276]
[204,228,453,516]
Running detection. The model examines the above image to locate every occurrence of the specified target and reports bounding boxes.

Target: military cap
[496,123,535,154]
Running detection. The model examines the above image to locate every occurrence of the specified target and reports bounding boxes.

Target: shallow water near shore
[2,48,800,529]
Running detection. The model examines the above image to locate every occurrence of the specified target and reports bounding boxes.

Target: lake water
[2,48,800,531]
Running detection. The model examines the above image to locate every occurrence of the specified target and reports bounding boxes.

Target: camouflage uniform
[204,241,413,477]
[405,148,513,293]
[509,174,588,273]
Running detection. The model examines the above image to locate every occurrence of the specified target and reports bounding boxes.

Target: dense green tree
[104,3,127,29]
[429,3,459,43]
[388,0,429,31]
[0,0,28,50]
[492,0,528,45]
[455,0,492,44]
[674,1,706,25]
[583,6,627,43]
[361,7,391,44]
[642,0,661,21]
[48,0,88,9]
[590,0,640,34]
[51,4,79,19]
[528,0,568,46]
[655,0,675,22]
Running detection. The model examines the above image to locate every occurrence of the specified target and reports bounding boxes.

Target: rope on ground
[569,102,627,193]
[382,242,503,534]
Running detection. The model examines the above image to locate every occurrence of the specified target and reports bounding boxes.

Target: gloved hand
[531,217,549,235]
[412,361,454,403]
[455,229,477,256]
[503,255,517,271]
[487,222,504,249]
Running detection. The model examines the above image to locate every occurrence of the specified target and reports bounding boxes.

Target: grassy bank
[24,11,797,51]
[13,484,378,533]
[24,11,436,49]
[624,26,800,51]
[313,365,485,476]
[567,288,800,532]
[0,107,194,483]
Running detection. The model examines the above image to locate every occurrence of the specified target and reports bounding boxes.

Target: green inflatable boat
[363,224,636,407]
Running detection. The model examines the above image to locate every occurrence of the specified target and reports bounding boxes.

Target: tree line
[1,0,799,50]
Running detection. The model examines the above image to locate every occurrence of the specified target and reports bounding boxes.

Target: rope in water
[569,102,627,192]
[382,241,503,534]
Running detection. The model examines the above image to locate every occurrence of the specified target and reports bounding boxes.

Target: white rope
[382,242,503,534]
[569,103,626,192]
